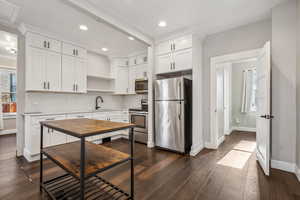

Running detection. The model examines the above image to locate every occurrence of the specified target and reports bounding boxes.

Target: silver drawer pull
[45,118,55,120]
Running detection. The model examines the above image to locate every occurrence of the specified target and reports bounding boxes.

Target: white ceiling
[86,0,288,39]
[6,0,148,57]
[0,30,17,58]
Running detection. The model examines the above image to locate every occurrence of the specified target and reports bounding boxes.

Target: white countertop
[22,108,129,117]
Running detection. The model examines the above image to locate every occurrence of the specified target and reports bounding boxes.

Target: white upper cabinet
[27,32,61,53]
[61,55,87,93]
[26,47,47,91]
[26,47,61,91]
[173,35,192,52]
[129,57,137,66]
[62,42,87,59]
[128,66,137,94]
[75,58,87,93]
[25,31,87,93]
[156,40,172,55]
[156,53,173,74]
[115,66,129,94]
[155,34,193,74]
[172,48,192,72]
[46,51,62,92]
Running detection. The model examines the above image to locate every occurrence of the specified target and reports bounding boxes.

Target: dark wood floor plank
[0,132,300,200]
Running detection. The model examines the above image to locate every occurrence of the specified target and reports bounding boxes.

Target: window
[0,69,16,113]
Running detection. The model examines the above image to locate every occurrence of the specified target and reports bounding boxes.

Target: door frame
[210,48,261,149]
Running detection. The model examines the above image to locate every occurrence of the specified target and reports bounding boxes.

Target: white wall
[296,0,300,169]
[271,0,297,164]
[231,61,256,129]
[203,19,271,142]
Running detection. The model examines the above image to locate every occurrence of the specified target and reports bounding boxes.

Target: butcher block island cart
[39,118,136,200]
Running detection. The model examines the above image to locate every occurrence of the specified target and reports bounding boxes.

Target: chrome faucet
[95,96,104,110]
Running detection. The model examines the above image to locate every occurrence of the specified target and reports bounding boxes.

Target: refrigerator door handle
[178,102,181,120]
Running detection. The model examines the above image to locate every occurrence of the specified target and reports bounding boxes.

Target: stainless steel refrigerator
[154,77,192,153]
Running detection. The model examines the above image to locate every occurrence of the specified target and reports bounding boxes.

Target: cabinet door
[135,64,148,79]
[156,53,172,74]
[26,47,47,91]
[62,55,76,92]
[128,66,137,94]
[46,51,61,92]
[173,35,192,52]
[156,40,172,55]
[47,38,61,53]
[50,116,67,146]
[129,57,137,66]
[75,58,87,93]
[173,48,192,72]
[115,67,129,94]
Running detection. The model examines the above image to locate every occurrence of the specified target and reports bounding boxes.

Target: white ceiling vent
[0,0,20,25]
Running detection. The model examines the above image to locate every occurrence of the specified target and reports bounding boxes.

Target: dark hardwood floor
[0,132,300,200]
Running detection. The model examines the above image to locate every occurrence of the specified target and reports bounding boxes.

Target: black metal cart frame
[39,124,135,200]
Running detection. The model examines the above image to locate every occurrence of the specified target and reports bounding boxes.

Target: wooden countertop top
[40,118,135,138]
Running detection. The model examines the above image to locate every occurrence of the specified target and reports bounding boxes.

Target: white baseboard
[232,126,256,132]
[217,136,225,147]
[190,144,204,156]
[296,165,300,182]
[204,142,217,149]
[0,129,16,135]
[271,160,296,173]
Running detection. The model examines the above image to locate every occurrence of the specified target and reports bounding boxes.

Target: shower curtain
[241,69,255,113]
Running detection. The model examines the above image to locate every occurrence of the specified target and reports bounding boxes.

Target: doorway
[0,30,18,160]
[210,42,271,175]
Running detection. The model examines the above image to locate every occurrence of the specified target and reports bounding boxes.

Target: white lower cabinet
[24,111,129,162]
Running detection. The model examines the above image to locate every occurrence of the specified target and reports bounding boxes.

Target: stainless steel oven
[135,79,148,94]
[129,111,148,144]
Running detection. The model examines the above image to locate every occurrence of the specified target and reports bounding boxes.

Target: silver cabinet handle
[47,42,50,49]
[173,62,175,69]
[43,81,46,89]
[73,49,75,55]
[73,84,75,91]
[46,118,55,120]
[47,82,50,90]
[43,41,47,48]
[173,44,176,51]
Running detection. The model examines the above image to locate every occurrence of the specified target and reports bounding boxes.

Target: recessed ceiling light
[79,25,88,31]
[101,47,108,52]
[128,36,135,41]
[158,21,167,27]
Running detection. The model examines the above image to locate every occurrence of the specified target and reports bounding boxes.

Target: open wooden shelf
[43,174,131,200]
[43,141,130,179]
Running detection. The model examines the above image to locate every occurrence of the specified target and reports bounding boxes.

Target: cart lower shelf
[42,174,131,200]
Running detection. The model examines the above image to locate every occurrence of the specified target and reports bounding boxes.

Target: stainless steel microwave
[135,79,148,94]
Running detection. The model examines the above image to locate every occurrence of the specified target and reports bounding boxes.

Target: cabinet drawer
[26,32,61,53]
[66,113,92,119]
[31,115,65,127]
[62,42,86,59]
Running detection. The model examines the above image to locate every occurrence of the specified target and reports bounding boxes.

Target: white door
[75,58,87,93]
[256,41,271,176]
[62,55,75,92]
[156,53,172,74]
[115,67,129,94]
[26,47,47,91]
[46,51,61,92]
[216,67,225,144]
[172,48,192,72]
